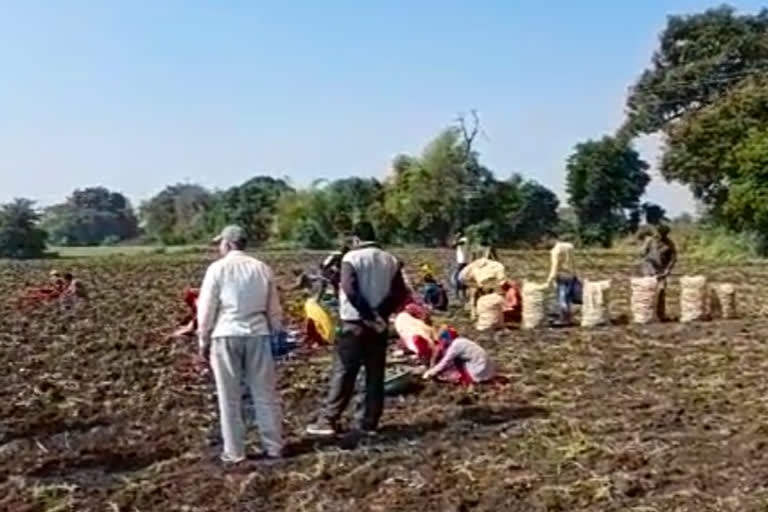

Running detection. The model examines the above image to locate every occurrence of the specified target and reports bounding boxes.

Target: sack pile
[711,283,736,319]
[680,275,708,323]
[631,277,659,324]
[581,279,612,327]
[522,281,548,329]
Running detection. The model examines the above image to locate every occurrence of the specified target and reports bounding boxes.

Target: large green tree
[384,128,483,245]
[204,176,292,245]
[624,5,768,136]
[42,187,138,246]
[139,184,212,244]
[0,199,48,259]
[566,137,650,247]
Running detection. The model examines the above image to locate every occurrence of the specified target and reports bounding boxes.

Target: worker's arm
[641,237,652,258]
[662,243,678,278]
[424,341,459,379]
[378,265,409,319]
[340,262,377,322]
[196,265,220,357]
[266,269,284,333]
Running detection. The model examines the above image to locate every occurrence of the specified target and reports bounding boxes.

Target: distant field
[50,245,204,258]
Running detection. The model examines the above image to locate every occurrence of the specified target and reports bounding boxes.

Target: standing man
[198,225,284,463]
[452,232,469,300]
[306,222,408,436]
[641,224,677,321]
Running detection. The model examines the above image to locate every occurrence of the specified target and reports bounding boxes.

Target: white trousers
[210,336,283,461]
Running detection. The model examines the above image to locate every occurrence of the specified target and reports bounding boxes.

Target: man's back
[339,245,400,322]
[200,251,279,337]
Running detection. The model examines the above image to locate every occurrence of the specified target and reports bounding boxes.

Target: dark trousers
[321,321,387,431]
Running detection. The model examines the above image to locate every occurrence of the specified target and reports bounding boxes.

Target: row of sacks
[520,277,737,329]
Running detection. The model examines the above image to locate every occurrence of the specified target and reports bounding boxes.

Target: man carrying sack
[306,222,408,436]
[198,225,284,463]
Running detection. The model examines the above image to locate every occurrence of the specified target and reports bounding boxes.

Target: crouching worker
[421,272,449,312]
[198,225,284,462]
[422,327,495,386]
[394,307,440,365]
[304,295,336,346]
[172,287,200,337]
[501,280,522,323]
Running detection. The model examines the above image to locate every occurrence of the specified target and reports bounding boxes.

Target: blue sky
[1,1,765,215]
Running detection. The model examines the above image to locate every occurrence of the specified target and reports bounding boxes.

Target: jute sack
[680,275,708,323]
[581,279,611,328]
[711,283,736,319]
[631,277,659,324]
[522,281,548,329]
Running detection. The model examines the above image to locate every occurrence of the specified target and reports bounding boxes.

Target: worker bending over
[423,327,495,385]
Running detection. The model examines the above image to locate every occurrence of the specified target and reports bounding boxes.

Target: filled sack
[581,279,612,328]
[711,283,736,319]
[680,275,708,323]
[631,277,659,324]
[522,281,548,329]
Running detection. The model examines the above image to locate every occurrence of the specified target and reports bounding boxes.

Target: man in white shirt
[452,233,469,300]
[306,222,408,437]
[198,225,284,463]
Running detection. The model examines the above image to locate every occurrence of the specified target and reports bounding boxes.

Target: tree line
[4,4,766,257]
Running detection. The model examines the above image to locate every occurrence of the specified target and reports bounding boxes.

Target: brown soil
[1,250,768,511]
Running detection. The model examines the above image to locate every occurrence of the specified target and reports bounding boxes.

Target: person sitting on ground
[640,224,677,321]
[172,287,200,337]
[423,327,495,385]
[474,286,505,331]
[501,280,522,323]
[421,273,449,312]
[61,273,87,299]
[304,294,336,346]
[394,307,440,366]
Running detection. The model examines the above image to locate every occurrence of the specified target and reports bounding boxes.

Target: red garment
[398,334,440,364]
[184,288,200,312]
[305,319,325,346]
[501,281,522,322]
[404,302,430,322]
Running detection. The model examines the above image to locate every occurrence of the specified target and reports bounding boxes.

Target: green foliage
[566,136,650,247]
[139,183,212,245]
[42,187,138,246]
[642,202,667,225]
[625,5,768,136]
[384,129,471,245]
[384,129,558,247]
[0,199,48,259]
[203,176,292,245]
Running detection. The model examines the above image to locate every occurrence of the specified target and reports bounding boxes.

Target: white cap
[212,225,247,244]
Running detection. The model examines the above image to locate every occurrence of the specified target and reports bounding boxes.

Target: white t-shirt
[431,337,494,382]
[456,243,468,265]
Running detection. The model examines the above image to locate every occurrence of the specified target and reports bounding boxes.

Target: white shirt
[431,337,494,382]
[339,245,400,322]
[197,251,283,341]
[456,244,468,265]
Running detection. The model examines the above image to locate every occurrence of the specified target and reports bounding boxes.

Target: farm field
[2,249,768,511]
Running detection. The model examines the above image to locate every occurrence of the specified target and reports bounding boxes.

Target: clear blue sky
[1,1,765,215]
